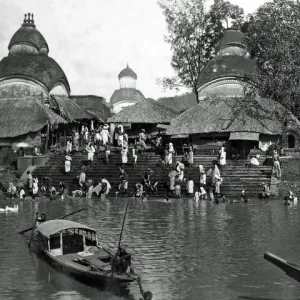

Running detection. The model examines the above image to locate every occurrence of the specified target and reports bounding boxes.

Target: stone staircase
[33,151,273,198]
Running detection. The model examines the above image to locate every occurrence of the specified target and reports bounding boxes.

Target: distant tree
[244,0,300,116]
[157,0,244,102]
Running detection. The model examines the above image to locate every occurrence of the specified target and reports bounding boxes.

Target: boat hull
[39,249,137,286]
[264,252,300,283]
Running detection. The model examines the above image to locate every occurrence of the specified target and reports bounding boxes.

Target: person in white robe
[199,165,206,186]
[79,170,86,187]
[65,155,72,173]
[102,178,111,195]
[32,177,39,198]
[86,142,95,162]
[176,161,185,181]
[166,143,175,165]
[66,140,72,154]
[101,124,110,146]
[212,164,223,194]
[219,145,226,166]
[121,147,128,164]
[186,177,194,196]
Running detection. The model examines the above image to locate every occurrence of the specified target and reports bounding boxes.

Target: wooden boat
[35,219,138,285]
[264,252,300,283]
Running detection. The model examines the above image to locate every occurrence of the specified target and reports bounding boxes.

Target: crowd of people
[5,127,292,206]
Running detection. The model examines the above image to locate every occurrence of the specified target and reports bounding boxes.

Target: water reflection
[0,197,300,300]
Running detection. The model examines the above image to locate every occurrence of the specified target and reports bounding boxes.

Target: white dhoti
[87,152,94,161]
[65,160,71,172]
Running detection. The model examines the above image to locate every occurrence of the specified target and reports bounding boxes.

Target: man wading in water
[136,277,153,300]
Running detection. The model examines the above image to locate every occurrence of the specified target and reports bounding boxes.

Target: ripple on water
[1,198,300,300]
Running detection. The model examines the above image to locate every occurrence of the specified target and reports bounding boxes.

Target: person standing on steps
[105,143,111,164]
[139,129,147,155]
[219,143,226,166]
[66,139,72,154]
[101,124,110,146]
[272,149,282,179]
[187,145,194,166]
[132,144,138,168]
[121,146,128,165]
[86,142,95,164]
[65,153,72,173]
[73,129,80,152]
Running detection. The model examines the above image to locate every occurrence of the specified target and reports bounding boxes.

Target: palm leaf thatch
[166,97,289,136]
[108,98,178,124]
[51,96,91,122]
[85,109,109,123]
[0,98,67,138]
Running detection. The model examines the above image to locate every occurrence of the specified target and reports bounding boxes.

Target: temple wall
[112,100,137,114]
[120,76,136,89]
[0,80,48,98]
[198,81,244,100]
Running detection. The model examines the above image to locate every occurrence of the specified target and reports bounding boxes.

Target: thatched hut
[107,98,178,142]
[166,97,300,157]
[0,98,67,151]
[69,95,111,123]
[50,96,91,122]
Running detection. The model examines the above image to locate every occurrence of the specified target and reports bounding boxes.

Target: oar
[117,200,129,251]
[28,212,39,248]
[108,200,130,285]
[17,208,85,235]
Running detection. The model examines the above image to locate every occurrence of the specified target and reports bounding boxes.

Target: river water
[0,197,300,300]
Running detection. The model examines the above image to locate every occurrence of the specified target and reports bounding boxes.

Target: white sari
[219,147,226,166]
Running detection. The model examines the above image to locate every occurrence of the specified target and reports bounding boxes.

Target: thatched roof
[110,88,145,105]
[70,95,110,114]
[0,55,70,92]
[108,98,178,124]
[85,109,109,123]
[166,97,289,136]
[51,96,91,122]
[157,92,198,113]
[0,98,67,138]
[197,55,257,88]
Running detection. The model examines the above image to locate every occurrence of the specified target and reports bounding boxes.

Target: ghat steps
[33,152,272,198]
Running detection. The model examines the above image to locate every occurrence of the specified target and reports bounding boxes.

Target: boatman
[137,277,153,300]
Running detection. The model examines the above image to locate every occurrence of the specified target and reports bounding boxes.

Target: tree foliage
[158,0,244,102]
[244,0,300,116]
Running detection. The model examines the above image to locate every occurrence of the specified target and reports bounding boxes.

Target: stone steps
[33,152,273,197]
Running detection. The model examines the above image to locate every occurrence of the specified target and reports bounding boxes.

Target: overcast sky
[0,0,267,103]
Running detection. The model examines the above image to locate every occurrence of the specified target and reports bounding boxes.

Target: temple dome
[8,13,49,55]
[0,55,70,93]
[118,65,137,80]
[216,29,247,53]
[197,55,257,88]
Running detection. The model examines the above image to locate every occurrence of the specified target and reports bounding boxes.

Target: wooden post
[44,122,50,154]
[60,232,63,254]
[83,231,86,251]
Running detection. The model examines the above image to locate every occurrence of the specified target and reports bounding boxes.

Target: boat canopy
[38,220,96,238]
